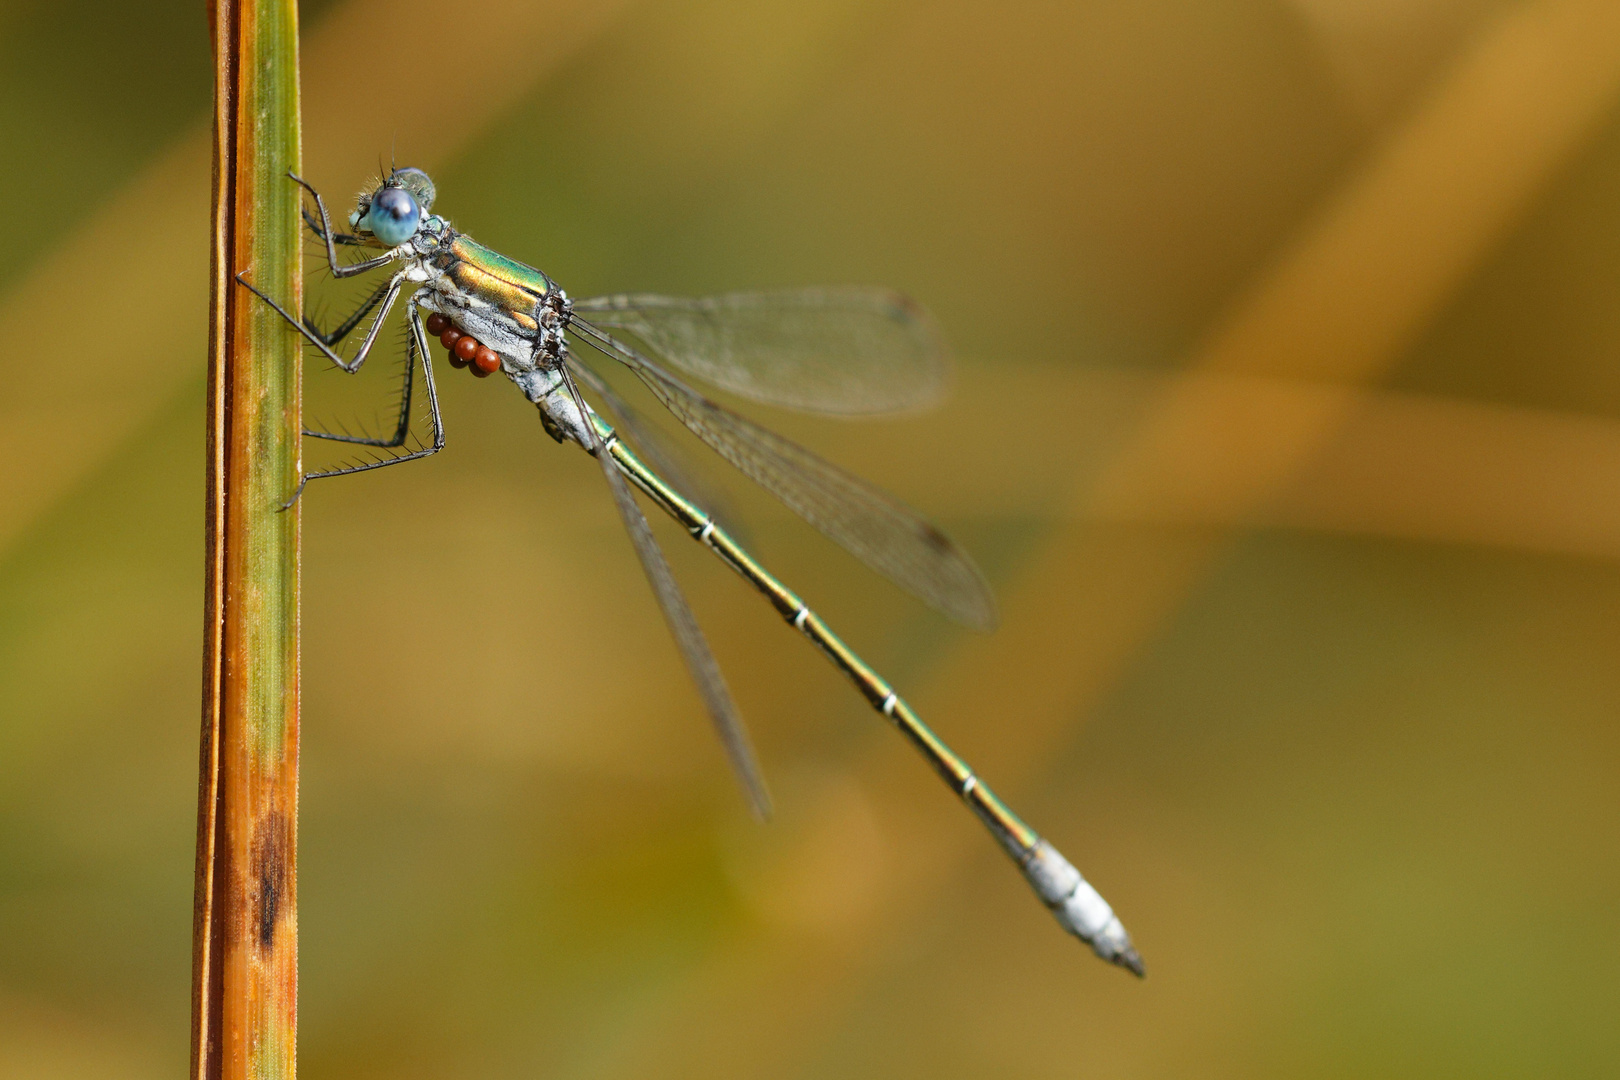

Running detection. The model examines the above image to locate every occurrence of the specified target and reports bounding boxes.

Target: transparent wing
[571,362,754,550]
[570,319,1000,632]
[571,288,949,415]
[568,363,773,819]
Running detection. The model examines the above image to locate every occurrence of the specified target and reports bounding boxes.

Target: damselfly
[238,167,1142,975]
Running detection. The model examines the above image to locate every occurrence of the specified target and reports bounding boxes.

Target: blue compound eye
[364,186,420,246]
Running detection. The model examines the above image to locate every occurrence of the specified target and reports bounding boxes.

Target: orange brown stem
[193,1,302,1079]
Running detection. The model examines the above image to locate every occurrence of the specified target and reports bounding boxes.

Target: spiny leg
[239,248,409,446]
[295,181,391,354]
[236,268,404,374]
[288,172,395,278]
[235,281,446,507]
[302,204,365,246]
[304,313,416,449]
[293,182,391,357]
[279,296,446,506]
[302,277,392,350]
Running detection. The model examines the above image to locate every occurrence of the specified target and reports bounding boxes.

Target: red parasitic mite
[454,335,480,362]
[443,330,469,367]
[473,345,501,375]
[424,313,449,336]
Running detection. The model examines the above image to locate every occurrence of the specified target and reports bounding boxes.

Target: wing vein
[570,318,999,631]
[563,358,772,818]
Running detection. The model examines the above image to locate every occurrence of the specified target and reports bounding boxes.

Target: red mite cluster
[424,313,502,376]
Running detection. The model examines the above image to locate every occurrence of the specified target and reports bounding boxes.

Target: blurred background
[4,0,1620,1075]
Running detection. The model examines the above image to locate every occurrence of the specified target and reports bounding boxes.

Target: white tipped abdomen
[1022,841,1144,976]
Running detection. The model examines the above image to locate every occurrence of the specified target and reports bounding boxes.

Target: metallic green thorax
[444,235,553,311]
[422,233,561,360]
[450,236,553,292]
[588,414,1044,861]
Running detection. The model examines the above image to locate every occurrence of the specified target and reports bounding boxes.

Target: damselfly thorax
[237,166,1144,977]
[358,202,587,443]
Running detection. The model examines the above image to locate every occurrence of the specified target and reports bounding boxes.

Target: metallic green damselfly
[237,167,1143,975]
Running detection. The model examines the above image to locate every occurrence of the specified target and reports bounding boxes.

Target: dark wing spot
[885,292,923,326]
[919,522,952,554]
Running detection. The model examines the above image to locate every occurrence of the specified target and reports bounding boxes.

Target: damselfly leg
[241,277,445,505]
[237,266,407,376]
[233,177,429,487]
[293,172,396,279]
[274,273,420,452]
[301,278,392,350]
[302,205,365,246]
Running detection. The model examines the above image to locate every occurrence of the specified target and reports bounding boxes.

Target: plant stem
[193,1,303,1078]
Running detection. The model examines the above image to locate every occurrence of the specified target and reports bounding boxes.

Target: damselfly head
[348,167,436,247]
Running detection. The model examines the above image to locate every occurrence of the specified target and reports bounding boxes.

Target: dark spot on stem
[252,811,289,949]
